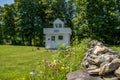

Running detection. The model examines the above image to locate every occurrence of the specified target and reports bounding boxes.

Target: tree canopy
[0,0,120,46]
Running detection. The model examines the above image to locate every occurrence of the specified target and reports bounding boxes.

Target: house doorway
[51,36,56,48]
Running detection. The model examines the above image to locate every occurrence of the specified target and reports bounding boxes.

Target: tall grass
[31,38,91,80]
[31,38,120,80]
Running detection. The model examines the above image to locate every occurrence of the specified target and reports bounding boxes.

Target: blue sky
[0,0,14,6]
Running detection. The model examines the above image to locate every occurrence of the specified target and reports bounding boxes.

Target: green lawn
[0,45,54,80]
[0,44,120,80]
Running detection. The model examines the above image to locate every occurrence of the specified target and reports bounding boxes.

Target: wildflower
[61,66,65,70]
[61,64,65,70]
[22,77,26,80]
[51,60,57,66]
[45,62,51,67]
[30,70,35,75]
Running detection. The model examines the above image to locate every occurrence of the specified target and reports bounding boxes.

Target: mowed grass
[0,45,54,80]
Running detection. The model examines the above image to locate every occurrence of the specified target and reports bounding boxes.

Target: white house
[43,18,72,49]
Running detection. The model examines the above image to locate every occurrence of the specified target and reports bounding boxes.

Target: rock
[88,68,100,75]
[105,59,120,73]
[103,78,118,80]
[103,77,119,80]
[93,45,109,55]
[102,73,119,80]
[90,40,103,48]
[87,65,98,70]
[98,59,120,75]
[67,40,120,80]
[115,67,120,79]
[66,70,103,80]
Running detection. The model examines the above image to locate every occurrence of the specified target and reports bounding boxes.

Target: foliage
[56,43,70,50]
[0,6,3,44]
[72,0,89,41]
[2,4,16,44]
[0,0,74,46]
[111,46,120,55]
[30,38,91,80]
[73,0,120,45]
[86,0,120,45]
[1,0,120,45]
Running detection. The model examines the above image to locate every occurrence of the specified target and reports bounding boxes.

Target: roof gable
[53,18,63,24]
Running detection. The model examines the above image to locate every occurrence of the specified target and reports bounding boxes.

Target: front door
[51,36,56,49]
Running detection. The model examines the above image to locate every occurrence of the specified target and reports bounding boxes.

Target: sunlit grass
[0,45,54,80]
[0,41,120,80]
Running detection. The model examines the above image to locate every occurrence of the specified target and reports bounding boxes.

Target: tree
[72,0,89,43]
[0,6,3,44]
[86,0,120,44]
[73,0,120,45]
[2,4,16,44]
[32,0,46,46]
[14,0,38,45]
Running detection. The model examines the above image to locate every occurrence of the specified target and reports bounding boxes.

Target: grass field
[0,43,120,80]
[0,45,54,80]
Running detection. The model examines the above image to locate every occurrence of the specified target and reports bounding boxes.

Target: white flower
[30,71,35,75]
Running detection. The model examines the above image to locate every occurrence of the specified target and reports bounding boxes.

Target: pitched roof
[53,18,64,24]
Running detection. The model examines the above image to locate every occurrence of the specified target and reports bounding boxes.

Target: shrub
[56,43,69,50]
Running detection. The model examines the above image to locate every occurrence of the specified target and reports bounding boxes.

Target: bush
[56,43,69,50]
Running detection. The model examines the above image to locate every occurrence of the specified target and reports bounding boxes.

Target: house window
[58,35,63,40]
[51,36,55,41]
[59,24,62,28]
[55,24,58,28]
[55,23,62,28]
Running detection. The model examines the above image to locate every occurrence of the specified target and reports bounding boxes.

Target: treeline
[0,0,120,46]
[0,0,75,46]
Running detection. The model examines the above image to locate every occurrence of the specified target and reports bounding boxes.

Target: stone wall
[67,40,120,80]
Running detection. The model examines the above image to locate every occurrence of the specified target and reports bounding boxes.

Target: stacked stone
[67,40,120,80]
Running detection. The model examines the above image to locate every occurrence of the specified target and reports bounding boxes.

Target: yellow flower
[61,66,65,70]
[61,65,65,70]
[22,77,26,80]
